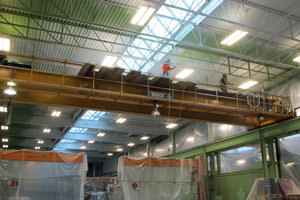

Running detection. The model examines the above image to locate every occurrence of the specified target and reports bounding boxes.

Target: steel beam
[0,6,297,71]
[0,66,291,127]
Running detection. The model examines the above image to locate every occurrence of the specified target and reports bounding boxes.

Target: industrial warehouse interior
[0,0,300,199]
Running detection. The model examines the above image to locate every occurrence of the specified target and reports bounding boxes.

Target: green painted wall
[213,170,264,200]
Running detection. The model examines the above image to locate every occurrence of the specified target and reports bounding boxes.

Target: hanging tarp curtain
[0,150,87,200]
[279,134,300,186]
[117,155,207,200]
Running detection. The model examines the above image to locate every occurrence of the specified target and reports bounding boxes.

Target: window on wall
[279,133,300,186]
[220,145,262,173]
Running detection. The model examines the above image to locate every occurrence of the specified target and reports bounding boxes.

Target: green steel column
[208,153,216,200]
[172,132,176,155]
[260,129,269,177]
[216,153,221,175]
[267,139,277,178]
[275,138,284,178]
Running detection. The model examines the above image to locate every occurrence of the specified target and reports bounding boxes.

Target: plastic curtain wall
[0,150,87,200]
[130,122,247,158]
[174,122,247,154]
[270,75,300,111]
[117,155,207,200]
[176,123,209,152]
[152,137,173,157]
[128,145,148,159]
[280,133,300,186]
[220,145,262,173]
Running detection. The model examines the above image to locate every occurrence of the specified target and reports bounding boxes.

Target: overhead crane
[0,52,293,129]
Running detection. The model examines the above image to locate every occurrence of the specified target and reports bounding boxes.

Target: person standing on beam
[162,58,176,77]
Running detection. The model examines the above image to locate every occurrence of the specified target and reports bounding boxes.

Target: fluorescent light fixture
[155,148,164,152]
[2,144,8,148]
[116,148,123,152]
[43,128,51,133]
[1,125,8,130]
[221,30,248,46]
[116,117,126,124]
[131,6,155,26]
[236,159,246,165]
[0,106,7,112]
[0,38,10,51]
[186,136,194,143]
[4,87,16,96]
[97,132,106,137]
[140,136,149,141]
[239,80,258,89]
[138,7,156,26]
[80,146,86,150]
[293,55,300,63]
[37,140,44,144]
[107,153,113,156]
[101,56,118,67]
[286,162,295,167]
[7,81,16,87]
[131,6,147,24]
[219,124,232,131]
[51,110,61,117]
[35,146,40,150]
[88,140,95,144]
[176,69,193,79]
[166,123,177,129]
[127,143,135,147]
[2,138,8,142]
[143,153,147,156]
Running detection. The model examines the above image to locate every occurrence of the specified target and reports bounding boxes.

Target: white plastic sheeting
[117,156,207,200]
[220,145,262,173]
[152,137,173,157]
[175,123,209,152]
[106,185,124,200]
[85,177,117,200]
[176,122,247,152]
[209,123,248,141]
[280,134,300,186]
[130,122,247,158]
[0,150,87,200]
[247,178,300,200]
[270,75,300,112]
[128,145,148,159]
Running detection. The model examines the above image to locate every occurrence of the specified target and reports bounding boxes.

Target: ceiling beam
[0,6,297,71]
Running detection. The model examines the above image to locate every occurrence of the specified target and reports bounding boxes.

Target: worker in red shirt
[162,59,176,77]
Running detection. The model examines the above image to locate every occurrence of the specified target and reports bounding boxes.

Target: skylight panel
[60,139,76,143]
[118,0,223,72]
[156,6,174,18]
[81,110,105,120]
